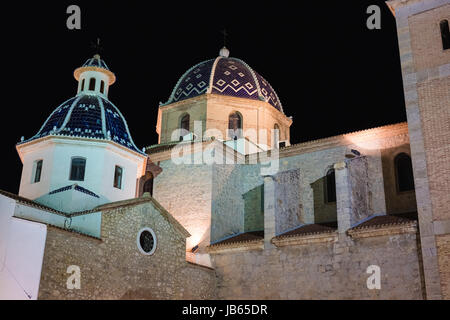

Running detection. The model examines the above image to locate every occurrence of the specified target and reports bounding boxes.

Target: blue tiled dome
[19,94,144,155]
[163,50,283,112]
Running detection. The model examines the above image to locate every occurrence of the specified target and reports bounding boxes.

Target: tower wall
[387,0,450,299]
[157,94,292,148]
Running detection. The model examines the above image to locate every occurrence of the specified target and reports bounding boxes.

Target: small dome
[163,49,283,112]
[19,94,144,155]
[82,54,110,70]
[74,54,116,85]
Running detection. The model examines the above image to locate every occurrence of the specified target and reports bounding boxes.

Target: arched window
[228,112,242,140]
[440,20,450,50]
[113,165,123,189]
[100,80,105,94]
[143,176,154,196]
[395,153,415,192]
[70,157,86,181]
[33,159,43,183]
[274,123,280,148]
[179,114,190,141]
[89,78,96,91]
[81,79,85,91]
[325,169,336,203]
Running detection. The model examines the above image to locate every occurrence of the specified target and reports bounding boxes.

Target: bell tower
[387,0,450,299]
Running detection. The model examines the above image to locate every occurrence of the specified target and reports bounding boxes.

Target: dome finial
[219,28,230,57]
[219,46,230,58]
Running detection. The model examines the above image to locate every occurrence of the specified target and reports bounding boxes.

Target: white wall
[77,70,110,98]
[0,194,47,300]
[18,138,145,212]
[18,140,55,201]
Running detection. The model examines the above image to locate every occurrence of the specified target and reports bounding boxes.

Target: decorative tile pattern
[164,56,283,112]
[211,58,259,99]
[49,184,100,198]
[64,95,104,139]
[20,94,144,155]
[254,72,282,111]
[170,59,215,103]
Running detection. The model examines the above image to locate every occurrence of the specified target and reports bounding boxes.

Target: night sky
[0,1,405,193]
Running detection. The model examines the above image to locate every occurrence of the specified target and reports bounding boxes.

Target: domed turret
[16,54,146,211]
[19,55,142,155]
[162,48,283,112]
[156,48,291,147]
[73,54,116,98]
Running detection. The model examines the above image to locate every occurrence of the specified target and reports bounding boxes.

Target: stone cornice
[159,93,292,126]
[271,232,338,247]
[16,134,147,163]
[347,221,418,239]
[206,239,264,254]
[147,139,246,163]
[247,122,409,162]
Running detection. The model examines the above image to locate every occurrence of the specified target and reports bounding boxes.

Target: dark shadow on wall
[310,176,337,225]
[243,185,264,232]
[381,145,417,216]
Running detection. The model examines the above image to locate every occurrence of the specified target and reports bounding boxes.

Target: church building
[0,0,449,300]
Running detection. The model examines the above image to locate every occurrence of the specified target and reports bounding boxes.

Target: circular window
[137,228,157,255]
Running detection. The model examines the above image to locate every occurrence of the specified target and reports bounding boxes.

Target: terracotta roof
[274,223,337,240]
[349,214,417,231]
[209,231,264,247]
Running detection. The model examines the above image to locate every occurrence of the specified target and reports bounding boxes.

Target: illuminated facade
[0,0,449,299]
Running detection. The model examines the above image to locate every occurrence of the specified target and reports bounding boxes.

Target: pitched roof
[348,214,417,231]
[209,230,264,248]
[273,223,337,240]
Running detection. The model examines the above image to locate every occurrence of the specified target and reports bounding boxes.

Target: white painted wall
[18,137,145,212]
[0,194,47,300]
[18,140,55,200]
[77,70,110,98]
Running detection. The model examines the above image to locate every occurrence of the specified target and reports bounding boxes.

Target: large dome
[19,94,143,154]
[163,49,284,112]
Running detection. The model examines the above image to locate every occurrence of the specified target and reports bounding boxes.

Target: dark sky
[0,1,405,193]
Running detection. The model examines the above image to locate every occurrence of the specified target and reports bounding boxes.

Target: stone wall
[211,164,245,242]
[347,156,370,224]
[436,234,450,299]
[243,184,264,232]
[310,175,337,224]
[153,155,213,250]
[38,200,217,300]
[158,96,207,143]
[211,231,424,299]
[380,143,417,215]
[388,0,450,299]
[209,123,415,241]
[273,169,302,235]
